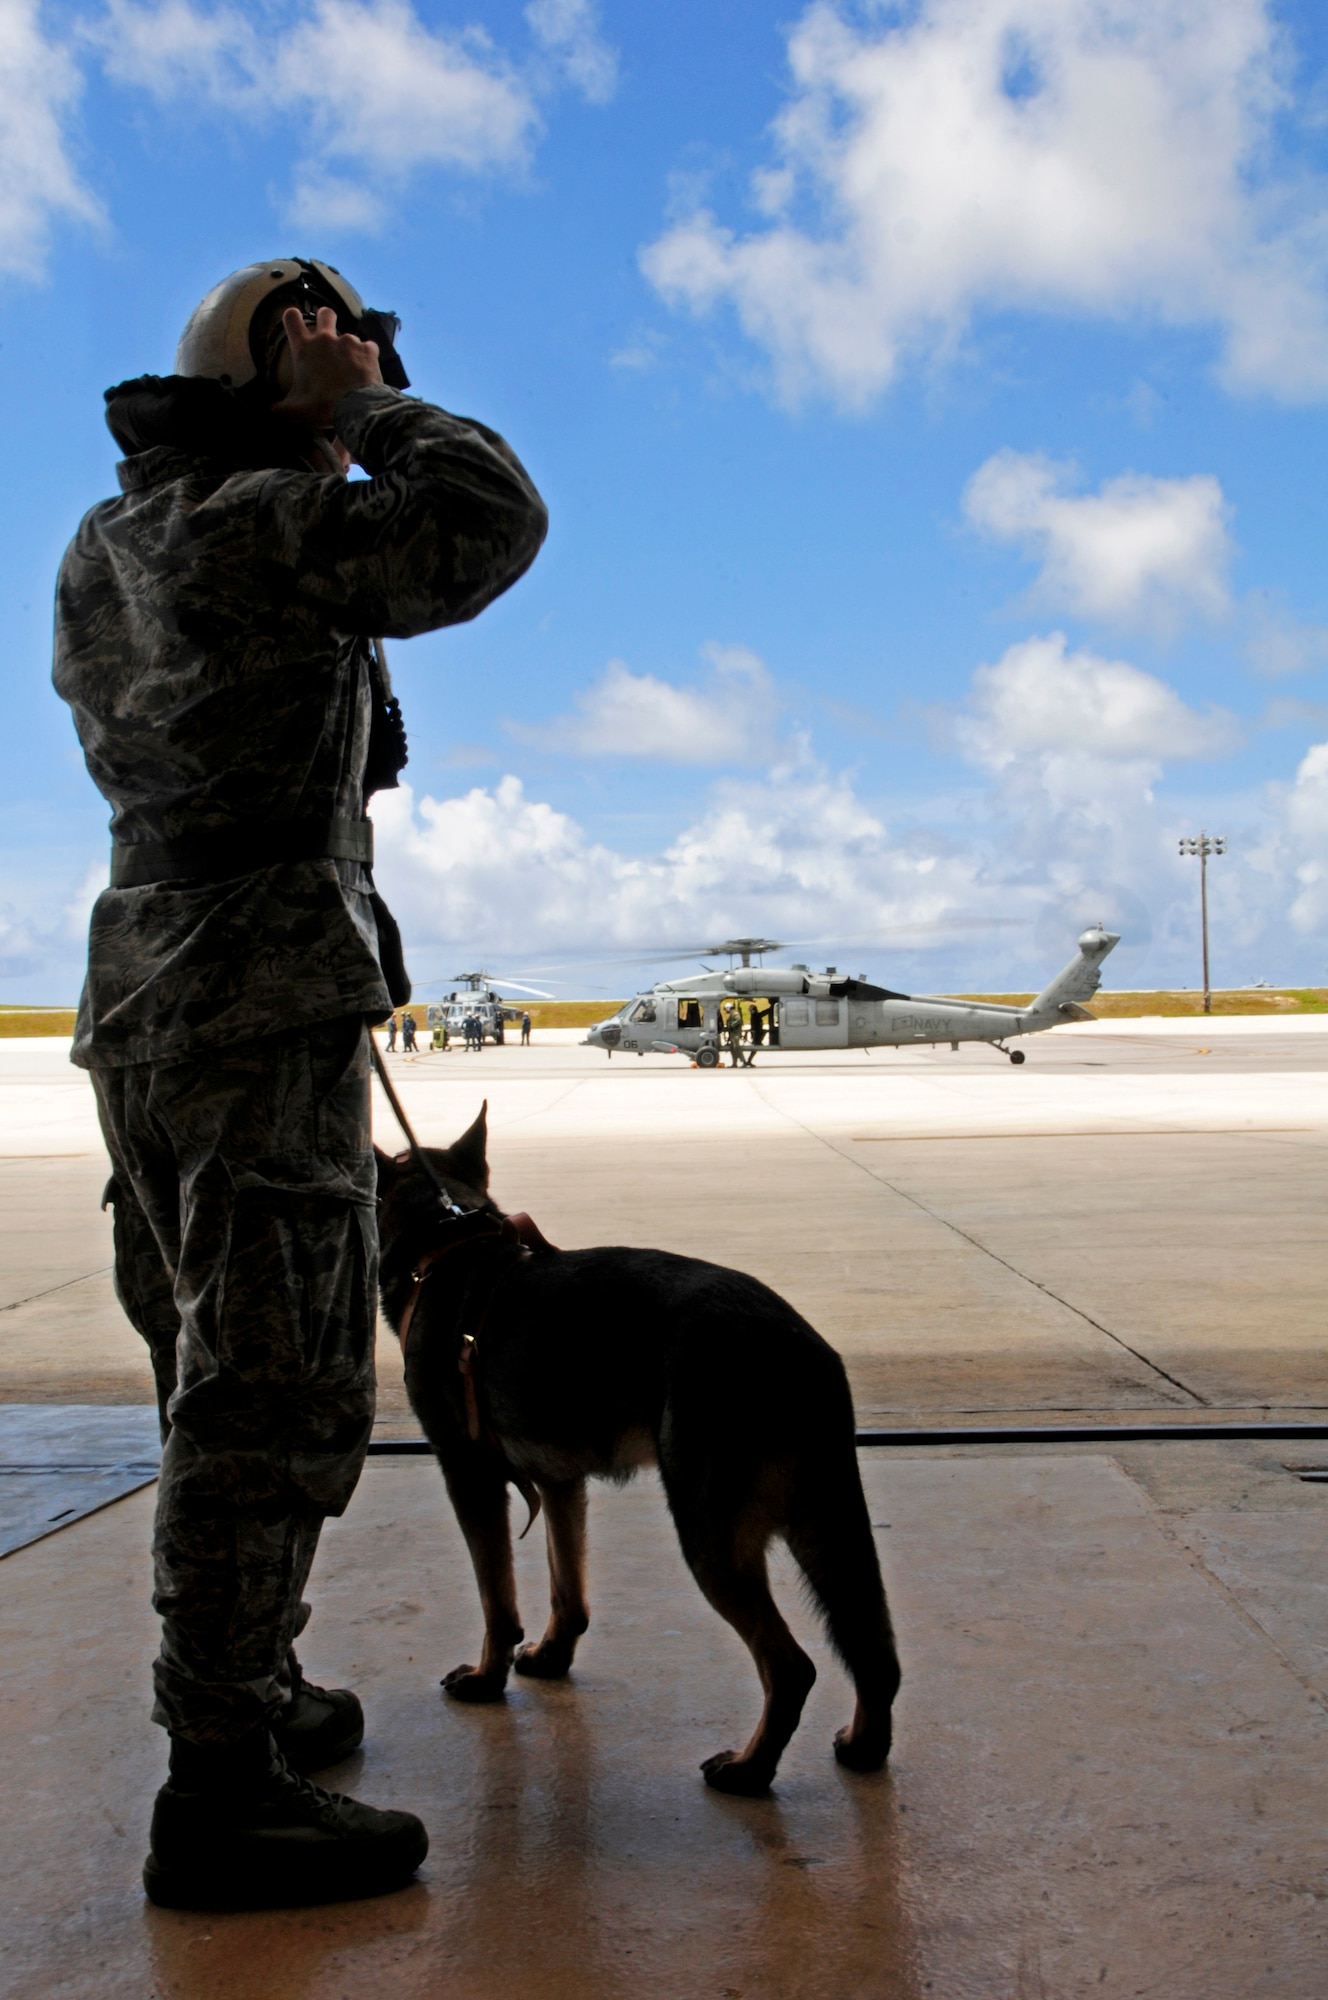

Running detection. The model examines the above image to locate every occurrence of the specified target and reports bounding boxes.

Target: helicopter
[583,927,1119,1066]
[419,970,550,1047]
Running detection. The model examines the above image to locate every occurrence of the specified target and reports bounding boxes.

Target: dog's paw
[833,1723,890,1772]
[441,1664,507,1704]
[514,1640,574,1681]
[700,1750,774,1797]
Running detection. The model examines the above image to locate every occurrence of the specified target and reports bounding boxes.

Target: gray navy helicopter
[422,970,550,1046]
[584,927,1119,1066]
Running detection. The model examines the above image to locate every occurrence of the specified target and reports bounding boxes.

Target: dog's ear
[373,1144,399,1191]
[448,1101,489,1191]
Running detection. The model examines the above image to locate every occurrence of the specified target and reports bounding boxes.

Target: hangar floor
[2,1021,1327,1996]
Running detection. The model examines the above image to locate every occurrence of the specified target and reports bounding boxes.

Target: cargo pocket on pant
[219,1156,377,1427]
[304,1018,372,1158]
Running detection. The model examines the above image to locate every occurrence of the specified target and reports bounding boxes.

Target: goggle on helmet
[175,257,410,395]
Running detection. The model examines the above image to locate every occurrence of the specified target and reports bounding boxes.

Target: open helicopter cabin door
[745,998,778,1049]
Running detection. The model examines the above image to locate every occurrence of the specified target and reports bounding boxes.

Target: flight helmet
[175,257,409,395]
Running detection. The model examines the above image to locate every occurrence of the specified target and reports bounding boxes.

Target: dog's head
[375,1100,493,1246]
[375,1103,503,1328]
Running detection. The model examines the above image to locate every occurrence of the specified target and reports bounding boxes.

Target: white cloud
[371,636,1248,979]
[358,635,1297,990]
[371,765,984,961]
[93,0,618,226]
[1242,593,1328,678]
[947,635,1268,980]
[0,850,104,987]
[275,0,534,177]
[963,451,1233,630]
[94,0,546,226]
[63,859,105,935]
[513,645,783,764]
[609,326,666,371]
[0,906,40,978]
[0,0,101,278]
[286,171,387,235]
[641,0,1328,406]
[1286,740,1328,934]
[24,668,1319,996]
[957,633,1239,777]
[93,0,258,100]
[525,0,616,105]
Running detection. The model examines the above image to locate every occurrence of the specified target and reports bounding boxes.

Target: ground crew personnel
[54,258,547,1910]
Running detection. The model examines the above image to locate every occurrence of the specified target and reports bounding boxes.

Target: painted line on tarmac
[0,1266,113,1313]
[755,1080,1210,1409]
[856,1421,1328,1446]
[849,1128,1316,1142]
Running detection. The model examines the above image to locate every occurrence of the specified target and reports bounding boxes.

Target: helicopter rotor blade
[558,940,788,969]
[407,974,556,998]
[777,918,1026,949]
[565,919,1024,967]
[402,915,1028,986]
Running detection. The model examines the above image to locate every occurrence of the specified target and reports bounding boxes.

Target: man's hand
[271,305,383,431]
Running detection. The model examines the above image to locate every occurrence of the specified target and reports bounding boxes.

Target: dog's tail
[783,1418,900,1728]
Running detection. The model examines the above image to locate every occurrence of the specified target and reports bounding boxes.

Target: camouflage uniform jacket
[55,385,547,1070]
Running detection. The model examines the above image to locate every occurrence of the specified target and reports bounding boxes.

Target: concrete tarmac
[2,1023,1328,1996]
[4,1022,1327,1419]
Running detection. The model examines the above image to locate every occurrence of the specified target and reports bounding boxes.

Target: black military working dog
[375,1106,900,1795]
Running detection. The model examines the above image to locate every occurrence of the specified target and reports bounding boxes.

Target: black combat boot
[271,1655,365,1773]
[143,1730,428,1910]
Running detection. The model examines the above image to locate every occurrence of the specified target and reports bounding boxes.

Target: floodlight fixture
[1178,830,1227,1013]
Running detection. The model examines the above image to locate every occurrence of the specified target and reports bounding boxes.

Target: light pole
[1178,831,1227,1014]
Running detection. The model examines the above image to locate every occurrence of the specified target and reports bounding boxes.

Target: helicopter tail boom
[1023,925,1120,1026]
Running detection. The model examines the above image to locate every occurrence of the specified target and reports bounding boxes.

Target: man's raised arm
[262,305,549,639]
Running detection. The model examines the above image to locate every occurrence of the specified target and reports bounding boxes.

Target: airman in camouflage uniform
[54,265,546,1908]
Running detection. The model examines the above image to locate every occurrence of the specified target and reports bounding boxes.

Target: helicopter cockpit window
[677,999,703,1029]
[630,1000,657,1024]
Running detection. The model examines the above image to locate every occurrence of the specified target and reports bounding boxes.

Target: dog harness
[391,1207,556,1539]
[396,1200,556,1360]
[396,1200,556,1472]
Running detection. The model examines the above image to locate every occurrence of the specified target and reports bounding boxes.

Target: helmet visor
[252,274,410,396]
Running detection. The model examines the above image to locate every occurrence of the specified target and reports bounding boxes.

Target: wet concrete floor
[7,1449,1328,2000]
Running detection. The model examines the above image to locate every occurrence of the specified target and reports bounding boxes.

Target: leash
[369,1038,465,1212]
[371,1029,556,1537]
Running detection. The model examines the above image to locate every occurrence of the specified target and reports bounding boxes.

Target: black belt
[109,816,374,889]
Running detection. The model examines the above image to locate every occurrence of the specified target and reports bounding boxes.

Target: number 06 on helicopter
[583,927,1119,1067]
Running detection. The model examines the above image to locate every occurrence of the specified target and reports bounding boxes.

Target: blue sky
[6,0,1328,1000]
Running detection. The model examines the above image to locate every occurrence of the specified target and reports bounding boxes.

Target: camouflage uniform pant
[92,1018,377,1745]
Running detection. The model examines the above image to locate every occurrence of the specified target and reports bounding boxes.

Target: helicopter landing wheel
[696,1045,720,1069]
[1009,1049,1026,1064]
